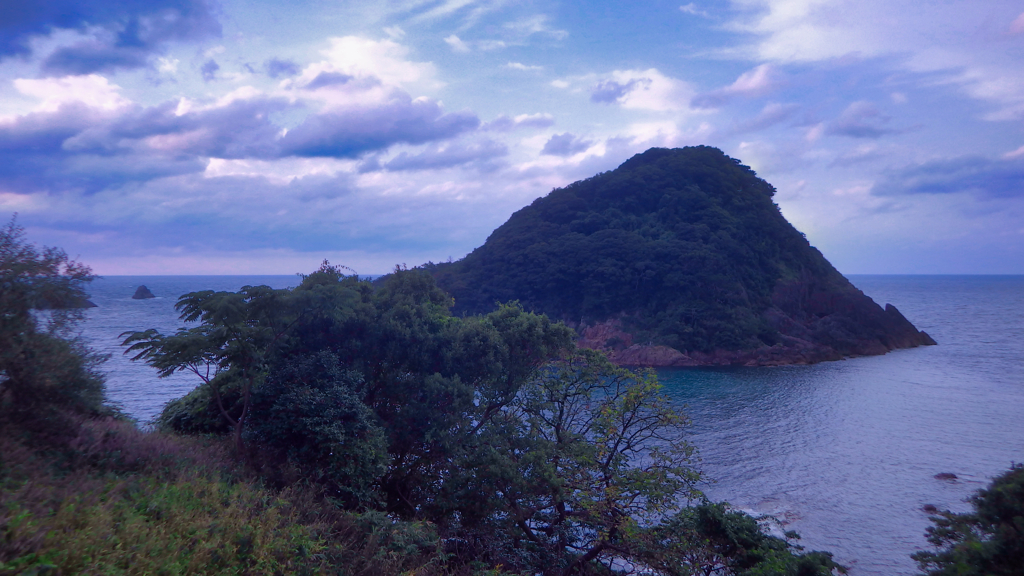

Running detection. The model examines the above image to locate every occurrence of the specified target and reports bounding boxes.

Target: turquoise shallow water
[79,275,1024,576]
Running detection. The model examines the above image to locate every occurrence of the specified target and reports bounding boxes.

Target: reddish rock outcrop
[577,274,936,367]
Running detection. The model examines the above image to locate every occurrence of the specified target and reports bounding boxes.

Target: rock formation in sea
[425,146,935,366]
[132,285,156,299]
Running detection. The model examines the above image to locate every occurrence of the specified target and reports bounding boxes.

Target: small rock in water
[934,472,958,481]
[922,504,939,514]
[132,285,156,299]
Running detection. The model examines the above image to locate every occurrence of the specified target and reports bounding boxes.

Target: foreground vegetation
[3,217,849,574]
[914,464,1024,576]
[0,418,440,575]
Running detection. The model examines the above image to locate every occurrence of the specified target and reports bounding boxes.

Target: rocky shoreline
[577,276,936,367]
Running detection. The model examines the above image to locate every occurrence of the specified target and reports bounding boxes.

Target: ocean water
[659,275,1024,575]
[79,276,300,423]
[77,275,1024,575]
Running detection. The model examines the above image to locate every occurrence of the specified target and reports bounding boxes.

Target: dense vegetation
[2,221,848,575]
[122,261,844,575]
[0,217,107,429]
[425,146,847,352]
[914,463,1024,576]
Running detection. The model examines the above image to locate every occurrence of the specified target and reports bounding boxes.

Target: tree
[124,260,368,454]
[123,285,301,453]
[913,463,1024,576]
[454,349,701,575]
[245,350,389,508]
[448,350,843,576]
[0,216,105,420]
[137,264,844,575]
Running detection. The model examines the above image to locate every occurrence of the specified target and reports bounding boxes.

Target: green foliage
[0,417,443,576]
[426,147,843,352]
[448,349,701,574]
[156,382,237,435]
[913,463,1024,576]
[134,262,843,576]
[634,502,845,576]
[122,283,309,453]
[0,216,106,422]
[142,265,576,516]
[246,351,388,509]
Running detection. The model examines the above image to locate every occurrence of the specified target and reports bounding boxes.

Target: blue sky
[2,0,1023,274]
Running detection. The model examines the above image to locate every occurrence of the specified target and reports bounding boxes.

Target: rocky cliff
[427,146,935,366]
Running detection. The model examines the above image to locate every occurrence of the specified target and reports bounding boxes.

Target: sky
[1,0,1023,275]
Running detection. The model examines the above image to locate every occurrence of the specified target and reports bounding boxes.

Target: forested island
[425,146,935,366]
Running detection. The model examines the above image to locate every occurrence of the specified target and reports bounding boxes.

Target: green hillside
[426,146,934,362]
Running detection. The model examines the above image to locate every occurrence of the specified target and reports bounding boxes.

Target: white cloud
[204,157,357,184]
[13,75,130,112]
[560,69,696,112]
[804,122,825,142]
[383,26,406,39]
[596,69,695,112]
[693,63,780,108]
[729,64,777,93]
[726,0,1024,116]
[679,3,710,17]
[445,34,472,53]
[503,15,568,40]
[1010,11,1024,34]
[483,113,554,131]
[157,57,179,74]
[505,62,542,71]
[0,191,48,212]
[1003,145,1024,159]
[320,36,440,90]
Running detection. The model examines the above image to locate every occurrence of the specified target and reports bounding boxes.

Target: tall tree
[0,216,105,419]
[123,286,297,453]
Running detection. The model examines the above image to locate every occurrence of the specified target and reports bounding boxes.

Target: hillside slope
[426,146,935,366]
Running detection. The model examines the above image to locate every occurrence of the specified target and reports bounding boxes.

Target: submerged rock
[132,285,156,299]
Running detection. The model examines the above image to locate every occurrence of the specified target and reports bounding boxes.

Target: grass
[0,416,443,576]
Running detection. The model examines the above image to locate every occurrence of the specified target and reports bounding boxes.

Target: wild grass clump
[0,416,443,576]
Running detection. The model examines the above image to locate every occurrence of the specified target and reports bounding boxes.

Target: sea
[77,274,1024,576]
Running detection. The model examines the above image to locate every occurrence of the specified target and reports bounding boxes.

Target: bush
[245,351,388,509]
[913,463,1024,576]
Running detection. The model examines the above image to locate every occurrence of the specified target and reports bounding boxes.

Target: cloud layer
[1,1,1022,274]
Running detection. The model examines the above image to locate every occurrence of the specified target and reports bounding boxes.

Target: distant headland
[424,146,936,366]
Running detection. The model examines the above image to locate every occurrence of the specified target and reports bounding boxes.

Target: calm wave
[78,274,1024,576]
[660,275,1024,575]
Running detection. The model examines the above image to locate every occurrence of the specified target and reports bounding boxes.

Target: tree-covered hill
[425,146,935,365]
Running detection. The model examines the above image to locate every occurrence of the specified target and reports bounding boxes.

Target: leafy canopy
[0,216,105,421]
[129,264,845,575]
